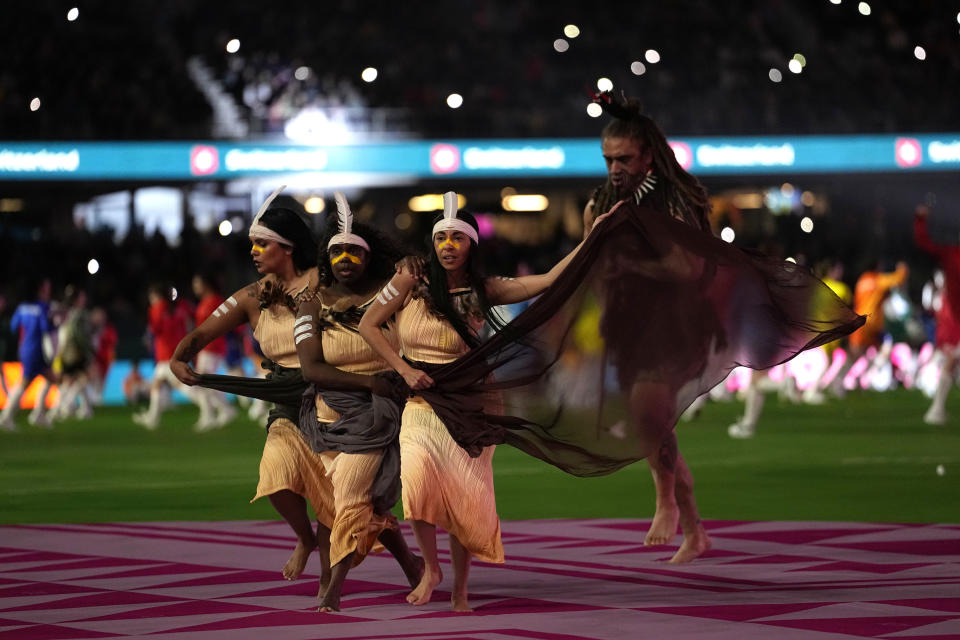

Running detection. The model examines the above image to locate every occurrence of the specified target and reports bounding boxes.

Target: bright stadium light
[218,220,233,236]
[446,93,463,109]
[409,194,466,212]
[858,2,871,15]
[769,68,783,82]
[630,61,646,75]
[502,194,549,212]
[29,97,41,111]
[295,66,310,81]
[563,24,580,38]
[361,67,378,82]
[788,58,803,74]
[586,102,603,117]
[67,7,79,21]
[645,49,661,64]
[800,216,814,233]
[914,46,926,60]
[721,227,735,243]
[226,38,241,53]
[793,53,807,67]
[553,38,569,53]
[87,259,99,275]
[304,197,325,214]
[829,0,841,4]
[596,77,613,92]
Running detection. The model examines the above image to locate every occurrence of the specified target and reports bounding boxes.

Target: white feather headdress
[431,191,478,244]
[327,191,371,251]
[248,184,293,246]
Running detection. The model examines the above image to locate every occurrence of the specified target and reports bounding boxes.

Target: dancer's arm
[294,298,382,392]
[358,272,434,390]
[487,205,619,305]
[170,285,259,385]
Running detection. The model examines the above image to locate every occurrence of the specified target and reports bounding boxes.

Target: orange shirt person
[849,261,909,350]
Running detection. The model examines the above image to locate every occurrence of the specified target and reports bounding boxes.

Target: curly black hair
[316,218,407,288]
[257,207,318,271]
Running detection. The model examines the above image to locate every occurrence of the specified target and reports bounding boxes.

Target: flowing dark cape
[403,200,865,476]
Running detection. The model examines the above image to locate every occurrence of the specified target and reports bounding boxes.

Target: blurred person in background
[190,272,237,431]
[844,258,909,391]
[123,360,151,406]
[914,204,960,425]
[1,278,55,430]
[50,285,95,422]
[89,307,118,406]
[133,282,194,430]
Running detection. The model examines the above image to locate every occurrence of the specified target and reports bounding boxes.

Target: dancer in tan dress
[359,192,611,612]
[171,188,334,589]
[294,193,422,611]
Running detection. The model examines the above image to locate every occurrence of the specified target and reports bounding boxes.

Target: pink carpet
[1,519,958,639]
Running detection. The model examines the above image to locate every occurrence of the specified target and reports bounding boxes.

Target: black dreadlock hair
[420,211,505,349]
[316,219,406,288]
[592,91,711,232]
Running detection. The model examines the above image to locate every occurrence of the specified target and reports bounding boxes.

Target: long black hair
[257,207,318,271]
[316,219,406,288]
[421,211,505,348]
[593,93,711,232]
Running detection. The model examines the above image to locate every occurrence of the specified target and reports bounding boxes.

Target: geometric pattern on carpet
[1,519,958,639]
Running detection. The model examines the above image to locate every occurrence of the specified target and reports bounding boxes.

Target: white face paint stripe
[215,303,229,315]
[294,324,313,337]
[380,286,395,301]
[387,283,399,297]
[294,332,312,345]
[225,296,238,308]
[294,315,312,328]
[377,293,388,305]
[213,309,222,318]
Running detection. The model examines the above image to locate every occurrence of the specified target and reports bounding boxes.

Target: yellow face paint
[331,251,363,265]
[436,237,461,251]
[251,243,266,255]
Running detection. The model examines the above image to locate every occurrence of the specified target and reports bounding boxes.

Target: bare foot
[317,592,341,612]
[403,554,426,589]
[645,503,679,546]
[406,566,442,606]
[669,525,712,563]
[451,592,473,613]
[282,539,316,581]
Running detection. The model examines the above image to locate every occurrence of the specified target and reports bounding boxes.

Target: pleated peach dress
[250,275,335,531]
[396,296,504,564]
[308,293,401,566]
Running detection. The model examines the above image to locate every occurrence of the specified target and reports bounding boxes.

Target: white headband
[327,191,370,251]
[248,184,294,246]
[431,191,478,245]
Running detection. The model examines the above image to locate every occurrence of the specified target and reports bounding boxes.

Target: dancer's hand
[400,366,434,391]
[590,199,627,232]
[396,255,426,280]
[169,360,199,385]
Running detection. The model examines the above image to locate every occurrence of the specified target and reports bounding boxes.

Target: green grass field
[1,388,958,525]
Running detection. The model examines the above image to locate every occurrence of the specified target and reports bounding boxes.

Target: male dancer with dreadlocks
[583,93,712,563]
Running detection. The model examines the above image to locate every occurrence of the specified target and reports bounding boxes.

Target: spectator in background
[190,272,237,431]
[123,360,151,406]
[133,283,194,430]
[89,307,118,406]
[1,278,55,430]
[914,204,960,425]
[50,285,95,422]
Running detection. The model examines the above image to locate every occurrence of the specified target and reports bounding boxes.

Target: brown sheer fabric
[407,200,865,476]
